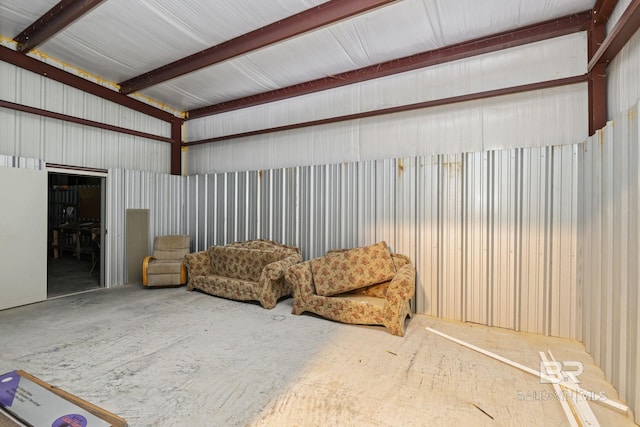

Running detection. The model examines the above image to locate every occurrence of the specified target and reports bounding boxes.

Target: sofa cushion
[147,260,183,274]
[311,241,396,296]
[208,246,280,282]
[147,273,183,287]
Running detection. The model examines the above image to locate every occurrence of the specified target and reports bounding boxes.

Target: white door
[0,167,47,310]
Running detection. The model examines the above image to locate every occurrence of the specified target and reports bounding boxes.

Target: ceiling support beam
[187,10,591,120]
[184,74,588,146]
[14,0,106,53]
[0,45,179,124]
[588,0,640,69]
[118,0,398,94]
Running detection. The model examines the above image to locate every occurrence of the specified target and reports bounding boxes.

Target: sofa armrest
[184,251,213,277]
[263,253,303,280]
[286,262,314,299]
[385,262,416,304]
[142,255,155,286]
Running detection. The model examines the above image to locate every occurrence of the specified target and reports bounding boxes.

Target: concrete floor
[47,256,101,299]
[0,285,635,427]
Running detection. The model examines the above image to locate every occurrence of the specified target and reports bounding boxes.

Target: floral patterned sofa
[183,239,302,309]
[285,241,415,336]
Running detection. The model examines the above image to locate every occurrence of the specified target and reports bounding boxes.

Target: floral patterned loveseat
[184,239,302,309]
[286,241,415,336]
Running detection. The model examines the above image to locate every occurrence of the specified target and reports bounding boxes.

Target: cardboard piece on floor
[0,370,127,427]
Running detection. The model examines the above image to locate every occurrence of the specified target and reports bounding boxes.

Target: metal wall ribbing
[105,168,187,287]
[579,100,640,424]
[0,154,44,170]
[186,146,580,338]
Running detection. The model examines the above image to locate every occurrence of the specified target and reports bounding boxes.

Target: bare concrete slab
[0,285,635,426]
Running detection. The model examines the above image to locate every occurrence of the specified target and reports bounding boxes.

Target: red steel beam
[14,0,106,53]
[118,0,398,94]
[170,120,182,175]
[588,0,640,70]
[0,99,173,143]
[0,45,179,124]
[183,74,588,146]
[588,1,615,134]
[588,30,607,134]
[187,10,591,120]
[592,0,619,25]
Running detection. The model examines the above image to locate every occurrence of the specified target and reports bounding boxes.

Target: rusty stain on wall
[442,161,462,176]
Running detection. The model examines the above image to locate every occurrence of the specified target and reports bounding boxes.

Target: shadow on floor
[47,257,101,298]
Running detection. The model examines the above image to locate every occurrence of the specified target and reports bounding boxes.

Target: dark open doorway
[47,172,104,298]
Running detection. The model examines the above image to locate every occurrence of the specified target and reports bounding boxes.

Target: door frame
[46,165,108,288]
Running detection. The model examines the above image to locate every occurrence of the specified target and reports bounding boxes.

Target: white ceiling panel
[139,0,595,110]
[0,0,597,114]
[0,0,56,37]
[36,0,326,82]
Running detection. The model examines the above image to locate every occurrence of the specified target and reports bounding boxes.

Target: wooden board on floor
[0,410,23,427]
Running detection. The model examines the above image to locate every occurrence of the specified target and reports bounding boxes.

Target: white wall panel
[607,0,633,32]
[518,147,548,334]
[462,151,488,325]
[0,61,173,173]
[607,24,640,120]
[0,154,44,170]
[187,84,588,175]
[186,33,585,141]
[488,149,518,330]
[415,156,439,315]
[1,61,171,136]
[579,99,640,425]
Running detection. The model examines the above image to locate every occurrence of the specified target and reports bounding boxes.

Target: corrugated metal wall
[0,154,44,170]
[186,144,580,338]
[105,169,187,287]
[579,100,640,424]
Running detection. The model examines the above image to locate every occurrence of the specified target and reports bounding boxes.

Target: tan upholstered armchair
[142,235,190,287]
[286,241,415,336]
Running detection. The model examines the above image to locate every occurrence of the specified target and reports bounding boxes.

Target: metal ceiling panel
[140,0,595,111]
[14,0,105,53]
[0,0,596,114]
[0,0,56,37]
[33,0,326,83]
[118,0,399,94]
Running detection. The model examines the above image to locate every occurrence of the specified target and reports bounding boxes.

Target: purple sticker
[52,414,88,427]
[0,371,20,408]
